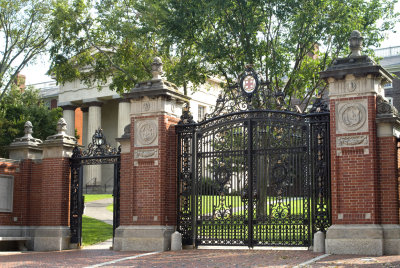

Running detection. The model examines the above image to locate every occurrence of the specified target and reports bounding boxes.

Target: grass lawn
[84,194,113,203]
[106,204,113,212]
[82,215,113,246]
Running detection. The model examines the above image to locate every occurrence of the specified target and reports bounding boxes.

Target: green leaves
[0,86,62,157]
[0,0,52,102]
[48,0,399,105]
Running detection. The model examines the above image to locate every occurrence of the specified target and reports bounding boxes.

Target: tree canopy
[0,0,52,102]
[0,86,62,158]
[49,0,399,106]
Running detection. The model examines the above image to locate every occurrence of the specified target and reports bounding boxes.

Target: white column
[61,106,76,137]
[118,99,131,138]
[86,103,102,188]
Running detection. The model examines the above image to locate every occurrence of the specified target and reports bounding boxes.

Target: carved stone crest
[346,81,357,92]
[336,100,368,134]
[135,119,158,147]
[134,148,159,159]
[142,102,151,112]
[336,135,369,148]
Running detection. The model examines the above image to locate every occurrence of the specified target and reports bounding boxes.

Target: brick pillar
[35,118,77,251]
[114,57,189,251]
[320,30,400,255]
[3,121,43,250]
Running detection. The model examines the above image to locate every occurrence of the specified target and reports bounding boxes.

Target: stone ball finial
[349,30,363,57]
[24,121,33,138]
[151,57,163,80]
[56,118,67,135]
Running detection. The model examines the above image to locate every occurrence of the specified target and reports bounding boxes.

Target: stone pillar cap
[320,31,392,82]
[42,118,77,146]
[9,121,42,147]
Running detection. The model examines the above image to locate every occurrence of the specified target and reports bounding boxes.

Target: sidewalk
[1,248,399,267]
[1,198,399,267]
[83,198,113,225]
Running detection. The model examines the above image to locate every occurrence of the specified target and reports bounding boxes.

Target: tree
[48,0,219,95]
[49,0,156,95]
[152,0,399,107]
[0,85,62,158]
[49,0,399,106]
[0,0,52,102]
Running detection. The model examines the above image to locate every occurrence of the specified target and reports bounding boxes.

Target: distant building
[28,64,222,193]
[31,80,59,109]
[375,46,400,110]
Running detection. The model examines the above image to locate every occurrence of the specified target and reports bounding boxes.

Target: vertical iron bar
[192,129,197,247]
[248,119,254,248]
[77,164,83,246]
[112,157,120,246]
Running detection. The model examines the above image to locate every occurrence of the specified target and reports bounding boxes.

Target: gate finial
[179,103,195,124]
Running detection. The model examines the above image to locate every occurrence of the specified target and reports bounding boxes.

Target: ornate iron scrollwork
[176,67,331,248]
[83,128,119,157]
[70,128,121,246]
[309,96,329,113]
[201,66,299,121]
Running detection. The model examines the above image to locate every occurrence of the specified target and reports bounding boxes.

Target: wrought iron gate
[70,128,120,246]
[176,67,330,247]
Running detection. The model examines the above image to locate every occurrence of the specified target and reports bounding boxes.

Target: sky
[23,3,400,85]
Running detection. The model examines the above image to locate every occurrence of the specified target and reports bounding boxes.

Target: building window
[384,83,393,89]
[44,100,51,109]
[198,105,206,121]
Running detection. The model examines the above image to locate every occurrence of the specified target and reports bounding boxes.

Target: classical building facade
[375,46,400,110]
[32,58,221,192]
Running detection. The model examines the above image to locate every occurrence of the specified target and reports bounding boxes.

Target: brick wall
[330,96,380,224]
[0,157,71,227]
[119,151,132,225]
[0,160,43,226]
[377,137,400,224]
[121,114,179,226]
[39,158,70,226]
[0,160,25,226]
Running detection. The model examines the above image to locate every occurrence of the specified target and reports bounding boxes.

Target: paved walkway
[1,248,400,267]
[2,198,400,267]
[84,198,113,226]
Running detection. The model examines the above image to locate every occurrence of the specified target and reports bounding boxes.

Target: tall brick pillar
[5,121,43,250]
[320,31,400,255]
[35,118,77,251]
[114,57,189,251]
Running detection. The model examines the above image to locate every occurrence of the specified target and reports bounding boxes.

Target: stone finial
[23,121,33,139]
[56,118,68,135]
[42,117,76,143]
[11,120,42,144]
[151,57,163,80]
[349,30,363,57]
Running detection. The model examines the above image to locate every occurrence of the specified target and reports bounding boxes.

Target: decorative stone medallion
[142,102,151,112]
[346,81,357,92]
[336,135,369,148]
[134,119,158,147]
[336,100,368,134]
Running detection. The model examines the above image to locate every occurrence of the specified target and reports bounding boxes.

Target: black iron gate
[176,67,330,247]
[70,128,120,246]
